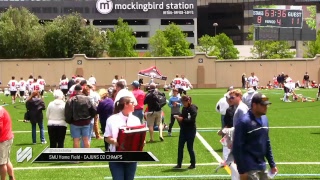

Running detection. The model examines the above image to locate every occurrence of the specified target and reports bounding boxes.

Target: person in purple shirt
[97,88,114,152]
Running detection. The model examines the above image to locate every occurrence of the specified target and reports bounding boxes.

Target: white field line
[195,132,238,175]
[14,162,320,170]
[12,126,320,133]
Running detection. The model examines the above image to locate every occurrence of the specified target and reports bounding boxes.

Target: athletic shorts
[10,91,17,96]
[20,91,25,97]
[0,138,13,165]
[61,89,68,95]
[146,111,162,127]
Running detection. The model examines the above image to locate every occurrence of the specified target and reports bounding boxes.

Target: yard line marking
[13,162,320,170]
[12,126,320,133]
[13,163,217,170]
[104,175,231,179]
[195,132,232,175]
[104,174,320,179]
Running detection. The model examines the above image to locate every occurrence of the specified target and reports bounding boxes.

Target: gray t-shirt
[233,101,249,126]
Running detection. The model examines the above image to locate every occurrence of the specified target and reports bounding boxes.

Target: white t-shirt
[30,82,42,92]
[114,89,137,106]
[247,76,259,87]
[60,79,69,90]
[68,84,77,94]
[88,77,96,85]
[215,97,229,115]
[26,79,34,90]
[104,112,141,152]
[181,78,192,90]
[37,79,46,91]
[8,80,18,91]
[19,80,27,91]
[112,79,118,86]
[173,78,183,89]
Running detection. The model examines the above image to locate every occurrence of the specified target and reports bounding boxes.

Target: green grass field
[4,88,320,179]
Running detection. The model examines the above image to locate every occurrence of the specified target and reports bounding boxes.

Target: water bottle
[188,113,191,120]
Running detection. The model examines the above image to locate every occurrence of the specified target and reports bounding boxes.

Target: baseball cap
[252,93,271,105]
[74,84,82,91]
[131,80,140,87]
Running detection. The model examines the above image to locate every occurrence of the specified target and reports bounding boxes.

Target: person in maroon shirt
[0,107,15,180]
[131,81,145,123]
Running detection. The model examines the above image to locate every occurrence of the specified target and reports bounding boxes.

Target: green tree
[0,7,45,58]
[212,33,239,59]
[163,23,192,56]
[303,6,318,58]
[306,6,316,30]
[304,30,320,58]
[198,35,215,54]
[149,30,172,57]
[44,14,106,58]
[248,26,294,59]
[106,18,137,57]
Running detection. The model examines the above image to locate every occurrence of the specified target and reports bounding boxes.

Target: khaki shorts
[146,111,162,127]
[248,170,268,180]
[0,138,13,165]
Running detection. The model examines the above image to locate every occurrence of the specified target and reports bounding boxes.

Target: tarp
[138,66,167,81]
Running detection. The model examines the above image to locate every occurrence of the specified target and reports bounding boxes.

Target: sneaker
[41,141,47,144]
[160,137,164,141]
[168,132,172,136]
[187,165,196,169]
[173,165,181,169]
[32,143,36,145]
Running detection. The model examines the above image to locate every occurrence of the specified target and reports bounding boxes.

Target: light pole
[133,32,137,50]
[213,23,218,36]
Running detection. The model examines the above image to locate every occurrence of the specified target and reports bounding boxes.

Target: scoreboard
[253,9,303,28]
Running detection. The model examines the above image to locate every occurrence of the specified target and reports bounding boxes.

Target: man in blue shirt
[233,93,278,180]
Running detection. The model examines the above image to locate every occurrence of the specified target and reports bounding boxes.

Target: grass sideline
[3,88,320,179]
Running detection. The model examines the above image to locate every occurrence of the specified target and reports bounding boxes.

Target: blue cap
[131,80,140,87]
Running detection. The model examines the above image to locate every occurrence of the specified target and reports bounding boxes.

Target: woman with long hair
[104,96,141,180]
[26,90,46,144]
[174,95,198,169]
[46,90,67,148]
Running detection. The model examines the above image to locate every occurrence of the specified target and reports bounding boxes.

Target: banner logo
[17,147,32,163]
[96,0,114,15]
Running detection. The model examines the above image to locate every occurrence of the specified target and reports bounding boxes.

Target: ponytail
[113,100,121,114]
[113,96,131,114]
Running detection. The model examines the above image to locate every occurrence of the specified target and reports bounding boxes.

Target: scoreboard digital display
[253,9,303,28]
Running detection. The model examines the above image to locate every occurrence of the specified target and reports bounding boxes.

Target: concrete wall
[0,53,319,89]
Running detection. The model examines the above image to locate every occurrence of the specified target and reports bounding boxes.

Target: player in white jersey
[26,75,34,95]
[37,75,46,99]
[88,75,96,85]
[172,74,183,94]
[18,77,27,103]
[111,75,119,87]
[59,74,69,97]
[30,78,42,94]
[7,76,19,104]
[247,72,259,90]
[180,75,192,95]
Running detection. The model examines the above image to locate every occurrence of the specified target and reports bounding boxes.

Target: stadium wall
[0,53,319,89]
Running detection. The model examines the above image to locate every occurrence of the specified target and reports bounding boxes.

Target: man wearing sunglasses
[233,93,278,180]
[228,89,249,127]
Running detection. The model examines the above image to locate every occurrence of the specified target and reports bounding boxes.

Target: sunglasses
[229,96,236,100]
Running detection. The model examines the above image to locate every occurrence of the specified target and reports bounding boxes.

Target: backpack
[152,90,167,110]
